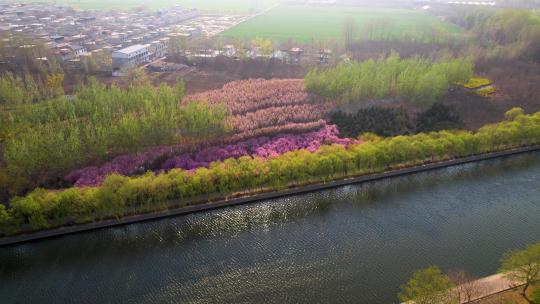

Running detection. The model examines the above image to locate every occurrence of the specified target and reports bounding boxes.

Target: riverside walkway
[464,273,523,303]
[402,272,524,304]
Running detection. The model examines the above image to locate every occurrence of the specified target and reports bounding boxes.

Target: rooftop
[114,44,147,54]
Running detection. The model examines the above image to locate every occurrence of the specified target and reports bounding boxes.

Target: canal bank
[1,144,540,246]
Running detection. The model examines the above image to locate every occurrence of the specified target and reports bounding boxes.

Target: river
[1,152,540,304]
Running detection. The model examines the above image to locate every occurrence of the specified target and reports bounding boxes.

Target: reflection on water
[1,153,540,304]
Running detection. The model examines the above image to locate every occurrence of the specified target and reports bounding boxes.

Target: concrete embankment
[1,145,539,247]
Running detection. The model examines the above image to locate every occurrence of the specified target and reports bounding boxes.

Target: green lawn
[222,5,462,42]
[2,0,277,13]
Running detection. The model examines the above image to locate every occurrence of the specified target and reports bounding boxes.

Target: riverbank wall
[1,144,539,246]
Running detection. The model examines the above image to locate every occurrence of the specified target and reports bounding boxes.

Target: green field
[1,0,277,12]
[222,5,462,42]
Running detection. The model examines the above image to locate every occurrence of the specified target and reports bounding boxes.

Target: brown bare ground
[444,59,540,130]
[164,56,306,94]
[442,88,509,130]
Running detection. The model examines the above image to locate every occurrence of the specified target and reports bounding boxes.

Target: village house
[112,44,150,75]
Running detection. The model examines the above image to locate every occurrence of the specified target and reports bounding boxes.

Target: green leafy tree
[175,78,185,101]
[305,54,472,106]
[505,107,525,121]
[499,241,540,304]
[0,204,18,234]
[1,78,228,200]
[0,72,30,105]
[251,37,273,56]
[398,266,456,304]
[46,74,64,97]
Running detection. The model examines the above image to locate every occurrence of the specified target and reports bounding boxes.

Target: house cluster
[0,2,334,74]
[0,3,249,74]
[188,45,334,65]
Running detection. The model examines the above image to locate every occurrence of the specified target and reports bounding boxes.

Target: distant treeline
[354,17,460,45]
[0,107,538,236]
[449,8,540,62]
[305,54,473,105]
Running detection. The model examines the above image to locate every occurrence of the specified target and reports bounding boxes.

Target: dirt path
[464,273,523,303]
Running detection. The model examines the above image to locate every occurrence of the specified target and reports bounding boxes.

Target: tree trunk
[520,283,533,304]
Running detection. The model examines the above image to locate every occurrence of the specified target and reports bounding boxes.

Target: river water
[1,153,540,304]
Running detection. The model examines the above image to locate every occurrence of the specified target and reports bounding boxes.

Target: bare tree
[342,17,357,52]
[448,269,485,303]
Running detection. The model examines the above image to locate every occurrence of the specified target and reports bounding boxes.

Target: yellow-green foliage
[0,78,229,189]
[1,108,539,236]
[305,53,473,106]
[0,72,43,105]
[462,77,492,89]
[505,107,524,121]
[475,86,496,97]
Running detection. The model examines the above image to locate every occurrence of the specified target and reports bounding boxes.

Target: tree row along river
[1,152,539,304]
[1,108,538,237]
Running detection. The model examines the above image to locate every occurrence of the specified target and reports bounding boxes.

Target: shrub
[475,86,496,97]
[330,107,412,137]
[415,103,463,132]
[330,103,463,137]
[67,124,354,186]
[462,77,492,89]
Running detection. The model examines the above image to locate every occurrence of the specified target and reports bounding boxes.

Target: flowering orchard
[185,78,331,140]
[161,124,356,171]
[66,124,357,187]
[184,79,317,115]
[229,104,332,134]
